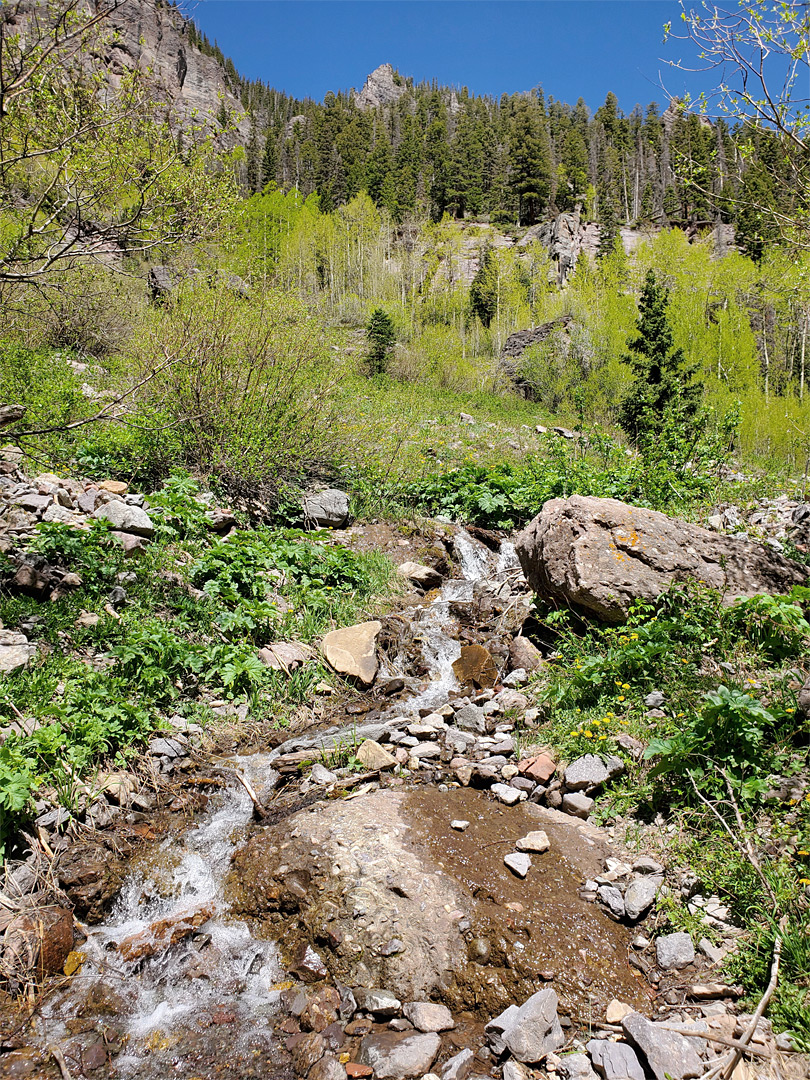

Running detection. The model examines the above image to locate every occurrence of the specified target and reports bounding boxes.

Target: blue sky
[191,1,705,112]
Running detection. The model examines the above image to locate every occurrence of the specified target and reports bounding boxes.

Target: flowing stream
[29,529,513,1077]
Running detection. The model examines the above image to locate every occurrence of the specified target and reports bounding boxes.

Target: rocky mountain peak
[354,63,407,110]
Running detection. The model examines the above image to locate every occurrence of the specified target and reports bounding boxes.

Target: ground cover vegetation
[0,0,808,1047]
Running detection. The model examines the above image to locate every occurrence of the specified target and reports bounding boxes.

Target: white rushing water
[40,771,285,1077]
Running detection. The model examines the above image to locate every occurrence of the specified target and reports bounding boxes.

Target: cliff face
[103,0,249,138]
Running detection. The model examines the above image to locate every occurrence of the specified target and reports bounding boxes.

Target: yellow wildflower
[618,696,626,702]
[584,731,593,738]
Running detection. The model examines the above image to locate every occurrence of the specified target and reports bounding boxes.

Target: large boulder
[515,495,805,623]
[322,621,382,685]
[302,488,350,529]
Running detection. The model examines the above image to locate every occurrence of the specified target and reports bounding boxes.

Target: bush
[132,282,341,497]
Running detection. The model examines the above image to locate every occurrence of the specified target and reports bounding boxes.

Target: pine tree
[618,270,703,442]
[509,95,552,225]
[469,246,498,327]
[597,191,618,259]
[365,309,396,375]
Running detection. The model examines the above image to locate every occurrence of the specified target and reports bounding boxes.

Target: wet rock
[310,1055,347,1080]
[322,621,382,685]
[518,753,556,783]
[515,830,550,853]
[504,852,531,878]
[492,783,523,805]
[92,500,155,537]
[441,1048,474,1080]
[515,495,806,624]
[118,904,213,962]
[292,944,330,982]
[656,932,695,970]
[345,1066,373,1079]
[623,876,662,921]
[561,792,594,818]
[56,842,125,922]
[354,988,402,1019]
[453,704,487,735]
[355,739,397,771]
[621,1012,703,1080]
[586,1039,645,1080]
[500,988,564,1063]
[358,1031,441,1079]
[597,885,625,920]
[397,562,443,590]
[302,489,350,528]
[452,644,499,690]
[0,629,37,673]
[289,1031,326,1074]
[2,905,73,977]
[402,1002,454,1032]
[509,636,544,673]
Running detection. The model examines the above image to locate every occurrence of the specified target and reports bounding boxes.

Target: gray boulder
[302,488,350,529]
[621,1012,703,1080]
[92,500,156,538]
[561,1053,599,1080]
[586,1039,645,1080]
[0,630,37,674]
[564,754,612,791]
[656,931,695,970]
[454,704,487,735]
[354,988,402,1018]
[401,1002,454,1033]
[358,1031,441,1079]
[623,876,662,921]
[501,988,565,1063]
[515,495,805,624]
[597,885,625,920]
[441,1048,474,1080]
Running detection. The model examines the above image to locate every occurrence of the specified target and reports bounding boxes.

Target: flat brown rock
[322,621,382,685]
[452,643,499,689]
[118,904,213,962]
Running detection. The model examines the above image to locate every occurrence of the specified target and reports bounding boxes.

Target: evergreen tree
[469,246,498,327]
[618,270,703,442]
[597,191,618,259]
[365,309,396,375]
[509,95,552,225]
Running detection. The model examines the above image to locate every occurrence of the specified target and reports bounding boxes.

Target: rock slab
[621,1012,703,1080]
[322,621,382,685]
[515,495,805,623]
[358,1031,441,1079]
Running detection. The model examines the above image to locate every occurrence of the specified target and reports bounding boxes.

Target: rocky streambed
[1,484,807,1079]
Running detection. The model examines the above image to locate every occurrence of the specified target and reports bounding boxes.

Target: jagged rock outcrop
[498,317,574,398]
[354,64,407,110]
[515,495,807,623]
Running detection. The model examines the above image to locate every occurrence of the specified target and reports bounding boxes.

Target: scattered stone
[441,1048,474,1080]
[623,876,662,920]
[644,691,665,709]
[632,856,664,875]
[598,885,626,919]
[311,763,338,785]
[698,938,725,965]
[453,703,487,734]
[357,1031,441,1079]
[560,1054,598,1080]
[292,944,329,982]
[605,999,633,1025]
[621,1012,703,1080]
[564,754,622,791]
[502,1064,529,1080]
[0,629,37,673]
[509,636,544,672]
[515,830,550,853]
[322,621,382,685]
[656,931,695,970]
[500,988,565,1063]
[502,669,528,687]
[518,753,556,783]
[258,641,313,671]
[310,1054,347,1080]
[302,489,350,528]
[586,1039,645,1080]
[354,739,397,771]
[561,792,594,818]
[452,644,499,690]
[92,500,155,537]
[504,853,531,878]
[402,1002,455,1033]
[397,562,443,590]
[353,989,402,1019]
[492,783,523,806]
[450,820,470,832]
[2,906,74,977]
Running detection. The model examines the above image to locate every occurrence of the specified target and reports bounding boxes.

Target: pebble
[450,820,470,832]
[515,830,550,853]
[491,783,523,806]
[504,852,532,878]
